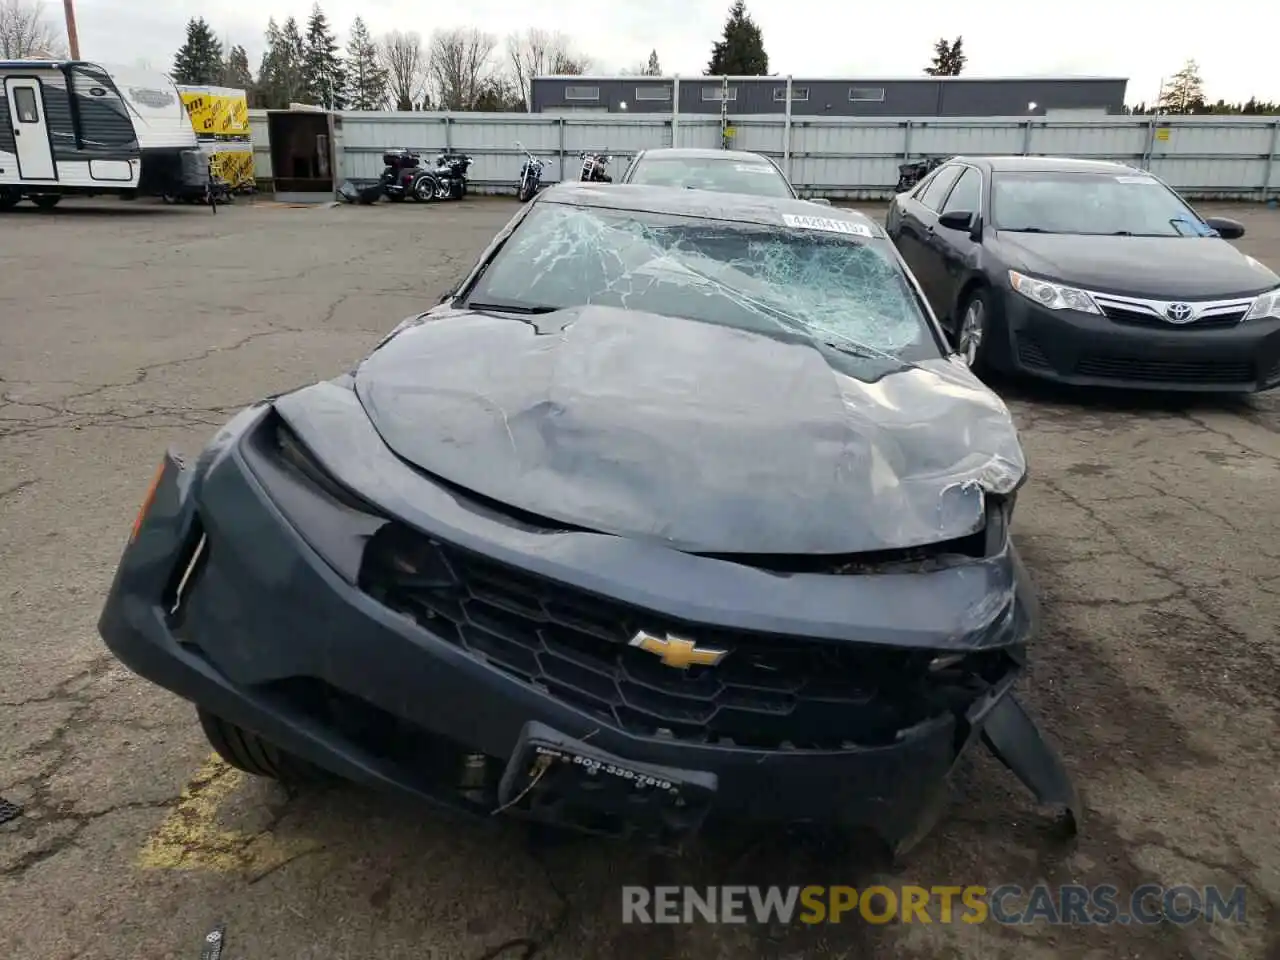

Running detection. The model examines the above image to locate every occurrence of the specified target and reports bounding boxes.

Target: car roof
[635,148,779,164]
[535,182,884,235]
[949,155,1138,175]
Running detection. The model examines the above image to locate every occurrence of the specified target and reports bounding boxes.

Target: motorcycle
[515,141,546,202]
[895,156,945,193]
[579,152,613,183]
[417,152,474,202]
[380,148,424,202]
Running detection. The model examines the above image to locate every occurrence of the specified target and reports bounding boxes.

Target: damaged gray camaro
[98,183,1080,855]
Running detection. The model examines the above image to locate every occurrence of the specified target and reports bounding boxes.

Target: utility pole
[62,0,80,59]
[720,74,729,149]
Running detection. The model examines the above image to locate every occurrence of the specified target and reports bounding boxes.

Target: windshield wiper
[1001,227,1049,233]
[466,302,562,315]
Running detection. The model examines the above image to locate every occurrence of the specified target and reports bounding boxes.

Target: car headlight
[1008,270,1100,314]
[1244,288,1280,322]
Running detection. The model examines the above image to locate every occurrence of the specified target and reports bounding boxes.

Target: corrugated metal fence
[261,110,1280,200]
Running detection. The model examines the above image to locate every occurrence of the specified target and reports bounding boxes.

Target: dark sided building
[529,75,1128,117]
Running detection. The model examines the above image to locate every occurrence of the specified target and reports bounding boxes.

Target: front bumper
[1000,291,1280,392]
[98,392,1077,853]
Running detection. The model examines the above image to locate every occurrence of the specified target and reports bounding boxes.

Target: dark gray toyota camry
[98,182,1079,856]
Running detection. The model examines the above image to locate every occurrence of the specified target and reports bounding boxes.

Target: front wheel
[517,179,533,202]
[31,194,62,210]
[954,287,995,374]
[197,708,332,784]
[0,187,20,211]
[413,175,439,202]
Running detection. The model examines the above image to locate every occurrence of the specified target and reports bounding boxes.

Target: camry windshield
[466,203,939,362]
[991,171,1210,237]
[628,158,795,198]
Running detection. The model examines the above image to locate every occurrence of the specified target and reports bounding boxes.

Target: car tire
[0,188,18,211]
[31,194,62,210]
[954,287,994,374]
[197,707,332,784]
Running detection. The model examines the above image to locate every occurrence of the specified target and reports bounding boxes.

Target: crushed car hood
[354,305,1025,555]
[994,232,1278,299]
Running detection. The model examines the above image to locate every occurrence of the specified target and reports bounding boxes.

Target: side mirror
[808,197,832,206]
[938,210,975,232]
[1203,216,1245,240]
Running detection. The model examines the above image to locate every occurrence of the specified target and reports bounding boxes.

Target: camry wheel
[197,707,332,784]
[955,289,992,372]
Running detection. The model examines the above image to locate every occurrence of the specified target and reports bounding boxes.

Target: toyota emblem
[1165,302,1195,323]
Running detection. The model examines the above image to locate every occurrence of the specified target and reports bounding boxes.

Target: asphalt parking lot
[2,195,1279,960]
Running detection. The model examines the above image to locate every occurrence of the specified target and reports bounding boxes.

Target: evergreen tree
[706,0,768,76]
[344,17,388,109]
[221,44,254,93]
[280,17,308,104]
[644,50,661,76]
[303,4,345,108]
[1158,59,1205,114]
[256,16,306,108]
[172,17,224,85]
[924,37,965,76]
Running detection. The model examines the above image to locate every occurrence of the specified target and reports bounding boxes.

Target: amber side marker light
[131,461,167,542]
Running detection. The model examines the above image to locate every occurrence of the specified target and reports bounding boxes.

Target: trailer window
[13,87,39,123]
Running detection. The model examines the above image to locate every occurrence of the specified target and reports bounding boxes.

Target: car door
[891,164,963,309]
[5,78,57,181]
[930,165,984,319]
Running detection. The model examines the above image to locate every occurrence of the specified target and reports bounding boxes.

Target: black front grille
[1075,354,1254,384]
[359,524,1010,751]
[1099,304,1246,330]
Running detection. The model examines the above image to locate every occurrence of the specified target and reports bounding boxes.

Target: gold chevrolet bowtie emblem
[628,631,728,669]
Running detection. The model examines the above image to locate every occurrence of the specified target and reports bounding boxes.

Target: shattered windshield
[992,171,1212,237]
[467,203,941,363]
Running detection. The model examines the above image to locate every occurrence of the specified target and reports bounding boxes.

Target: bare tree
[0,0,67,58]
[506,28,589,110]
[426,27,498,111]
[379,30,426,110]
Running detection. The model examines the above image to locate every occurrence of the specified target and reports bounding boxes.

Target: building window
[564,85,600,101]
[702,86,738,101]
[635,85,671,101]
[773,87,809,101]
[848,86,885,102]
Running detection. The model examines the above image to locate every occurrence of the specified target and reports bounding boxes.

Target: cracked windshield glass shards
[467,203,941,364]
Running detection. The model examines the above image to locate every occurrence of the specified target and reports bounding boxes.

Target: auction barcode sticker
[781,214,874,237]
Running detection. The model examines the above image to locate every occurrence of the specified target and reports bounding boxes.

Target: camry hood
[994,233,1278,299]
[354,306,1025,555]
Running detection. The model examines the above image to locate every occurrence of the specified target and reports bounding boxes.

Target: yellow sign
[1155,128,1170,141]
[178,85,251,136]
[210,149,255,188]
[628,631,728,669]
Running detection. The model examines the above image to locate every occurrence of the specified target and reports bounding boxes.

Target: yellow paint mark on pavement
[137,753,322,876]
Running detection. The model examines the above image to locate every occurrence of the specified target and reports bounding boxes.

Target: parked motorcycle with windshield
[515,142,546,202]
[895,156,945,193]
[423,152,474,201]
[579,152,613,182]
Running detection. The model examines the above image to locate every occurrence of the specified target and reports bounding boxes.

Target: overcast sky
[68,0,1277,106]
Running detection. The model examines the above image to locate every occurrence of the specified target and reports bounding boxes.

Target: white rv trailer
[1,59,209,210]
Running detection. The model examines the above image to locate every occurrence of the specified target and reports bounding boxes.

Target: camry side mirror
[938,210,975,231]
[808,197,832,206]
[1203,216,1245,240]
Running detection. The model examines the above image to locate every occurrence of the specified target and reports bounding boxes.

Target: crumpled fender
[982,694,1081,834]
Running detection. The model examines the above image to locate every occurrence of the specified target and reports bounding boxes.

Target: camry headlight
[1244,288,1280,322]
[1008,270,1100,314]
